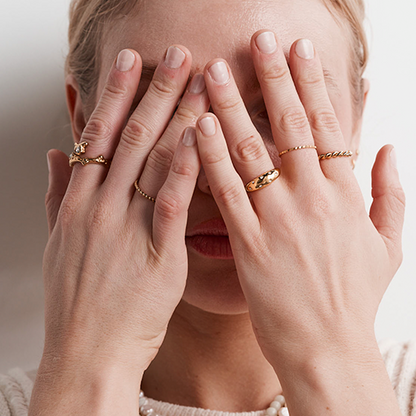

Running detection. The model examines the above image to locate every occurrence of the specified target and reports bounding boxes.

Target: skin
[28,0,406,415]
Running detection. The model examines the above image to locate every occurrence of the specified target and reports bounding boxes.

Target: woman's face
[95,0,362,315]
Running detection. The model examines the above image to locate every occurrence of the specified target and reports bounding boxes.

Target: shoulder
[378,338,416,415]
[0,367,36,416]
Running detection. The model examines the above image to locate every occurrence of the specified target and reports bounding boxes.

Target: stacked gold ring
[318,150,353,160]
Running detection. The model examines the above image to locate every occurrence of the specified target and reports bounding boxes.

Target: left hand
[193,31,405,366]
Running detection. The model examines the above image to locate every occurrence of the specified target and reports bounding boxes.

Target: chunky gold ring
[279,145,317,157]
[134,180,156,202]
[68,142,111,167]
[245,168,280,193]
[318,150,353,160]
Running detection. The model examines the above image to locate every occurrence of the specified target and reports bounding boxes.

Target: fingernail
[198,116,216,136]
[256,31,277,54]
[390,147,397,169]
[188,73,206,94]
[208,61,230,85]
[182,127,197,146]
[116,49,135,72]
[165,46,186,69]
[46,152,51,172]
[296,39,315,60]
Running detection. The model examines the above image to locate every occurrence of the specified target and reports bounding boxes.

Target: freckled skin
[96,0,358,315]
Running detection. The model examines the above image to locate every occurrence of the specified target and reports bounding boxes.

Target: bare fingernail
[116,49,135,72]
[208,61,230,85]
[390,147,397,169]
[296,39,315,60]
[256,31,277,54]
[165,46,186,69]
[46,152,51,172]
[188,74,206,94]
[198,116,216,136]
[182,127,197,146]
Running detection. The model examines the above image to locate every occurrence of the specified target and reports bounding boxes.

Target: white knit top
[1,339,416,416]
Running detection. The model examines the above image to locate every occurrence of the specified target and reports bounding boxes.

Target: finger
[369,145,405,270]
[105,45,192,197]
[251,30,320,180]
[151,128,200,254]
[195,113,260,240]
[67,49,142,194]
[135,73,209,212]
[288,38,353,178]
[45,149,72,236]
[203,58,278,205]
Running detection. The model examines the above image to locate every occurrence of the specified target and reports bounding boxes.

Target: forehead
[100,0,350,95]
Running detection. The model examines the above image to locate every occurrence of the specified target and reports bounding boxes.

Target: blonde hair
[66,0,368,117]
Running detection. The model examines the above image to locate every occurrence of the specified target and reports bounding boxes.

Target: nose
[196,166,213,196]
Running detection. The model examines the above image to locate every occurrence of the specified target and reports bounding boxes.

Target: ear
[351,78,370,161]
[65,74,87,143]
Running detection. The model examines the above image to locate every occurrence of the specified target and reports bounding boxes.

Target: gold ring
[68,142,111,167]
[134,180,156,202]
[318,150,353,160]
[245,168,280,193]
[279,145,317,157]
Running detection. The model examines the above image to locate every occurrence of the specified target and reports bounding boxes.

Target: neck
[141,300,282,412]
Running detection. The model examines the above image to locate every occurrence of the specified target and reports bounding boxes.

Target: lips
[186,218,233,259]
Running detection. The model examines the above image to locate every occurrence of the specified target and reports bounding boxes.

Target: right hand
[42,46,209,374]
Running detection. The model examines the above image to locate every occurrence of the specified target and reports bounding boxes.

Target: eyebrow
[140,63,340,93]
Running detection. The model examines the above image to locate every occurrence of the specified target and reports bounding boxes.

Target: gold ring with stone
[279,145,317,157]
[68,142,111,167]
[245,168,280,193]
[134,180,156,202]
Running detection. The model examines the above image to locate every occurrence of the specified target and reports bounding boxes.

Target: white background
[0,0,415,373]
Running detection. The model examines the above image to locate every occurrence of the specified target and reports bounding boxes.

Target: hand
[42,46,209,374]
[194,31,405,366]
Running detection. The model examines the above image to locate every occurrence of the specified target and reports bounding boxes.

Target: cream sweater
[1,339,416,416]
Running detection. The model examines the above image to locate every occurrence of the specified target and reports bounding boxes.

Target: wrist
[29,357,143,416]
[269,335,401,415]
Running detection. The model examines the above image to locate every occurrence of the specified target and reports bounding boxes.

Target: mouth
[186,218,233,259]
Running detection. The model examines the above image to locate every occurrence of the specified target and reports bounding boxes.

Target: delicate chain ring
[279,145,317,157]
[134,180,156,202]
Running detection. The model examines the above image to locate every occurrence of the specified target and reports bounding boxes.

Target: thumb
[45,149,72,236]
[369,145,406,269]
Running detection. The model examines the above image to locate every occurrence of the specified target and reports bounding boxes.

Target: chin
[180,247,250,315]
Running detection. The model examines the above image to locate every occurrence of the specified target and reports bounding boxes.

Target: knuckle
[279,107,310,135]
[171,160,194,178]
[202,150,228,167]
[149,77,177,100]
[155,192,183,221]
[103,82,129,99]
[233,135,265,163]
[147,144,175,175]
[297,71,322,88]
[173,105,198,124]
[82,117,113,144]
[261,65,289,85]
[215,97,241,114]
[215,182,242,209]
[308,109,340,134]
[122,119,153,151]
